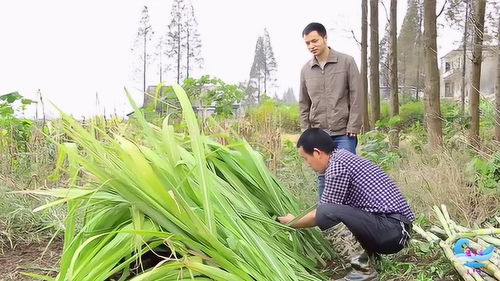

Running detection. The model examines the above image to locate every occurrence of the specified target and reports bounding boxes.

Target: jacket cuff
[346,127,360,134]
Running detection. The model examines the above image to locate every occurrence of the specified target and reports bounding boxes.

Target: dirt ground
[0,240,62,281]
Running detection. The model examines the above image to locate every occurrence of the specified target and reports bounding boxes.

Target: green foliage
[182,75,244,117]
[0,92,36,152]
[245,97,300,133]
[380,102,391,121]
[403,122,427,151]
[277,140,317,206]
[358,130,400,171]
[466,152,500,190]
[399,102,424,128]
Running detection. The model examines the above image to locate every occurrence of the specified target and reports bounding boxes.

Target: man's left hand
[277,214,296,224]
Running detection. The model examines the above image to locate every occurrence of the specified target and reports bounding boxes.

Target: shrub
[399,102,424,129]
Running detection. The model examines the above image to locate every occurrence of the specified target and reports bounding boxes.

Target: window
[445,62,450,72]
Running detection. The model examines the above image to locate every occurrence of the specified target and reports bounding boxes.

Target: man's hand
[277,214,296,224]
[346,132,357,138]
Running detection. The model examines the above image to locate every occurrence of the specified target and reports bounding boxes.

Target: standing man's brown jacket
[299,48,364,136]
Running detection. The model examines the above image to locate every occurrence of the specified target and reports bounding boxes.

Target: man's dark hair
[302,22,327,38]
[296,128,336,155]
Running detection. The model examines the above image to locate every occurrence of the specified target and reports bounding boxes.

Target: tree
[165,0,203,84]
[469,0,487,148]
[398,0,424,97]
[389,0,399,149]
[154,35,166,83]
[423,0,443,148]
[379,23,391,89]
[131,6,154,94]
[370,0,381,125]
[445,0,472,113]
[496,11,500,142]
[282,88,297,104]
[361,0,370,131]
[247,30,278,105]
[248,36,265,105]
[182,75,244,117]
[262,28,278,95]
[185,4,203,80]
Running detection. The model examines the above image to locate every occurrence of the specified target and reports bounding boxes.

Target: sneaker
[334,268,379,281]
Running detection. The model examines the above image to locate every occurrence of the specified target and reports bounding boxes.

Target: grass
[389,144,499,226]
[0,97,498,280]
[0,185,62,253]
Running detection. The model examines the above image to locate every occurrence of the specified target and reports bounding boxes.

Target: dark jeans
[315,204,412,255]
[318,135,357,198]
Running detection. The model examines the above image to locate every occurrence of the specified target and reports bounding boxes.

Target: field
[0,90,499,281]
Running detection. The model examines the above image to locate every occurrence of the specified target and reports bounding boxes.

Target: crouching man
[278,128,415,281]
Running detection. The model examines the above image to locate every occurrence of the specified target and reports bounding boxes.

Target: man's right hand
[277,214,296,224]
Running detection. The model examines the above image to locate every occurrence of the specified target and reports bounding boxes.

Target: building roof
[440,45,497,59]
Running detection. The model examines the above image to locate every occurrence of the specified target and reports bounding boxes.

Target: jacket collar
[310,47,338,68]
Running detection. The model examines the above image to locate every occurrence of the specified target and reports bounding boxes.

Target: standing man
[279,128,415,281]
[300,22,364,197]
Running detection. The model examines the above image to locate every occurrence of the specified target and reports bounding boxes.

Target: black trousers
[316,204,412,255]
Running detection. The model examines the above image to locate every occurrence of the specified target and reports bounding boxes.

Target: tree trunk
[257,76,261,104]
[177,16,181,84]
[186,28,190,79]
[423,0,443,148]
[264,59,268,94]
[461,0,469,114]
[159,45,163,83]
[469,0,486,149]
[370,0,380,125]
[416,1,424,102]
[361,0,370,132]
[496,15,500,142]
[143,31,147,94]
[389,0,399,149]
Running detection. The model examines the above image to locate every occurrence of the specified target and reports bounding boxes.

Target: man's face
[298,146,328,173]
[303,31,327,57]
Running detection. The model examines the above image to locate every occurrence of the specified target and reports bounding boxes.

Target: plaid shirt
[321,149,415,222]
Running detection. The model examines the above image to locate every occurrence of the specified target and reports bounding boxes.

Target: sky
[0,0,465,119]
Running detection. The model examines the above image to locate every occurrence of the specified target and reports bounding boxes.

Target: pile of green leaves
[28,85,334,281]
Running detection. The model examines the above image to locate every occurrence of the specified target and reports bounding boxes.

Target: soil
[0,239,62,281]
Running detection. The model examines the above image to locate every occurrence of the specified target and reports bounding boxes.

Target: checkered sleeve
[320,161,350,204]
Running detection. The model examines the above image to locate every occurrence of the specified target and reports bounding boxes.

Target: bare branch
[380,0,390,24]
[350,30,362,46]
[437,0,448,18]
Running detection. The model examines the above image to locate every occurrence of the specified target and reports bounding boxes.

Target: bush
[466,152,500,190]
[245,97,300,133]
[399,102,424,129]
[358,130,400,171]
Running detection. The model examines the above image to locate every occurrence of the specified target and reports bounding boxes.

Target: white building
[440,47,497,101]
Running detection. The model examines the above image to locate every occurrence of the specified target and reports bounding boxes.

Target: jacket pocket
[305,78,323,125]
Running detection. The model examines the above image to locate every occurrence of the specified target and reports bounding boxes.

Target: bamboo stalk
[433,205,452,238]
[441,204,456,237]
[414,224,440,243]
[481,261,500,280]
[439,241,476,281]
[480,235,500,246]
